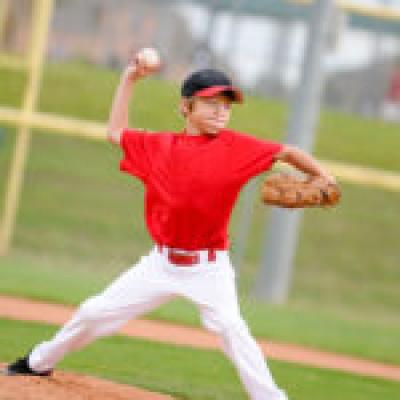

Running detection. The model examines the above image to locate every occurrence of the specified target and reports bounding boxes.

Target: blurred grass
[0,61,399,364]
[1,318,400,400]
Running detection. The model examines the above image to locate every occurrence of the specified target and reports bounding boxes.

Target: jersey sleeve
[231,132,283,181]
[119,128,152,182]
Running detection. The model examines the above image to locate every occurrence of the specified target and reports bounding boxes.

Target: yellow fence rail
[0,53,28,70]
[320,161,400,193]
[0,107,105,141]
[2,105,400,194]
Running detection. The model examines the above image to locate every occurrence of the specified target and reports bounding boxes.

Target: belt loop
[208,249,216,262]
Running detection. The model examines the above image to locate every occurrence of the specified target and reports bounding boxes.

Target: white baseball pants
[28,246,288,400]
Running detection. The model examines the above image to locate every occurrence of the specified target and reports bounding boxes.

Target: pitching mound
[0,364,172,400]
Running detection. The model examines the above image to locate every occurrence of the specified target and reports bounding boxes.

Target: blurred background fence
[3,0,400,117]
[0,0,399,330]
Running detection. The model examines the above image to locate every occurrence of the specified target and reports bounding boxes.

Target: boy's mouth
[207,118,225,125]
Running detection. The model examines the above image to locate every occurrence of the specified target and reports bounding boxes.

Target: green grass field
[0,62,399,368]
[1,318,399,400]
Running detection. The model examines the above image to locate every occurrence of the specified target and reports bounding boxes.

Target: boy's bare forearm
[275,145,335,183]
[107,74,134,144]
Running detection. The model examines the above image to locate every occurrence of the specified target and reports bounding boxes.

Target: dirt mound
[0,364,173,400]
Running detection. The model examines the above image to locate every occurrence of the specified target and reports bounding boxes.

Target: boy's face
[182,94,233,135]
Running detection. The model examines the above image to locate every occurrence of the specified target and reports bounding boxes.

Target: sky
[178,1,400,88]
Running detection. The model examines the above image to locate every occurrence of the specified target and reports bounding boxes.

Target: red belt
[157,244,216,266]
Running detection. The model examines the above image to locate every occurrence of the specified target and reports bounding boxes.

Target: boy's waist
[156,243,227,266]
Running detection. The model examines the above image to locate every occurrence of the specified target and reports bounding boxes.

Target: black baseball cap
[181,69,243,103]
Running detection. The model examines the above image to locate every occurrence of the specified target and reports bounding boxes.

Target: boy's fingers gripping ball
[137,47,161,71]
[261,173,341,209]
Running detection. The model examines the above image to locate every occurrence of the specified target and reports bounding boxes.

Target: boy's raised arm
[107,50,160,145]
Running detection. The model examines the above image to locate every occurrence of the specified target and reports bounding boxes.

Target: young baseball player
[6,50,335,400]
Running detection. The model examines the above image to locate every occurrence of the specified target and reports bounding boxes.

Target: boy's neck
[184,120,202,136]
[184,120,219,136]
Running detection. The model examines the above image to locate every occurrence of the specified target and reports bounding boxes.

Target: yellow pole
[288,0,400,20]
[0,0,11,46]
[0,0,54,256]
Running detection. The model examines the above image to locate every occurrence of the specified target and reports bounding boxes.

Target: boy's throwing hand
[123,47,161,82]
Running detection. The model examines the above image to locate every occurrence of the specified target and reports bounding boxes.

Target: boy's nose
[215,104,226,114]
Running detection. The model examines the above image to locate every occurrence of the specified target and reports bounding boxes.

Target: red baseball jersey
[120,128,283,250]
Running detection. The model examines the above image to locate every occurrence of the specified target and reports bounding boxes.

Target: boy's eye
[206,99,218,105]
[205,99,231,108]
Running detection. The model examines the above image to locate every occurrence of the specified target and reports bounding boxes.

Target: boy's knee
[202,313,248,336]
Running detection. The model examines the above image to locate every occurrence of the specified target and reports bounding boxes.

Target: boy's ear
[179,98,188,117]
[179,98,193,117]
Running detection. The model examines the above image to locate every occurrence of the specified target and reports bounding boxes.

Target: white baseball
[138,47,161,69]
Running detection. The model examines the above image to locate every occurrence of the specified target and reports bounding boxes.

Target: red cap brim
[194,85,243,103]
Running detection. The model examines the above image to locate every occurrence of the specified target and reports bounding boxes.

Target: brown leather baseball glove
[261,173,341,209]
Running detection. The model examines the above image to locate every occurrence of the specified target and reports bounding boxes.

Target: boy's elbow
[106,130,115,143]
[274,144,300,163]
[106,129,121,145]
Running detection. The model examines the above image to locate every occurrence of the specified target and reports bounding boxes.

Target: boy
[6,51,335,400]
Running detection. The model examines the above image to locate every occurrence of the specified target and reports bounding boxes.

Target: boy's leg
[27,248,173,373]
[179,253,288,400]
